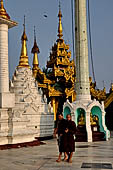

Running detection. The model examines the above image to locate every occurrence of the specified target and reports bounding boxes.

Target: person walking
[56,113,68,162]
[65,114,76,163]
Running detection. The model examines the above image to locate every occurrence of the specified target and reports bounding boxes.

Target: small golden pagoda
[31,26,40,78]
[18,16,30,68]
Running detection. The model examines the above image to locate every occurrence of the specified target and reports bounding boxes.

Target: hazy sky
[5,0,113,92]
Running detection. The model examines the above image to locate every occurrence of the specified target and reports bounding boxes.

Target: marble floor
[0,137,113,170]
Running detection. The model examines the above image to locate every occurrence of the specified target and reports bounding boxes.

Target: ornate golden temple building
[31,5,75,121]
[30,4,113,129]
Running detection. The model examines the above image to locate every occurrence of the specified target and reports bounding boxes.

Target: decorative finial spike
[1,0,3,9]
[31,26,40,54]
[32,26,39,77]
[59,0,61,10]
[23,15,26,32]
[18,15,30,68]
[57,0,63,39]
[34,26,36,42]
[21,15,27,41]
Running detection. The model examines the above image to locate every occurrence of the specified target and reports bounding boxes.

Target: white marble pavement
[0,136,113,170]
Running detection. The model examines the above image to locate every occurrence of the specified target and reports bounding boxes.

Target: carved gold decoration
[104,83,113,108]
[65,87,74,96]
[90,77,106,101]
[48,85,63,97]
[104,92,113,109]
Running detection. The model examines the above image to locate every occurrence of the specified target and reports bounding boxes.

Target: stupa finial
[18,16,30,68]
[31,26,40,78]
[0,0,10,19]
[57,1,63,39]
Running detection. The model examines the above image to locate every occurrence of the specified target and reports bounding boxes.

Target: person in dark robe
[56,113,68,162]
[65,114,76,163]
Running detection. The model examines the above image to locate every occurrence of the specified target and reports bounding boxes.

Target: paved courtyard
[0,136,113,170]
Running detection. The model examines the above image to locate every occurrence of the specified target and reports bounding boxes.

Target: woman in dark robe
[65,114,76,163]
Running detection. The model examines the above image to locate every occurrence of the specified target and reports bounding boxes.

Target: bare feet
[63,156,68,162]
[68,159,72,163]
[56,158,61,162]
[63,152,68,161]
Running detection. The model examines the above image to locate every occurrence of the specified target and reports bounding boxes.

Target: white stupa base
[0,92,15,108]
[0,67,54,145]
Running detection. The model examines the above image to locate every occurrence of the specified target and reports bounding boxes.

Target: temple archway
[75,108,86,126]
[63,106,71,119]
[91,106,105,134]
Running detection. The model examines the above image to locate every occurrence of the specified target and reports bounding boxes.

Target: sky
[4,0,113,92]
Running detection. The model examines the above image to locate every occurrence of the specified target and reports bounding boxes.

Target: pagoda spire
[31,26,40,78]
[0,0,10,19]
[57,1,63,40]
[18,16,30,68]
